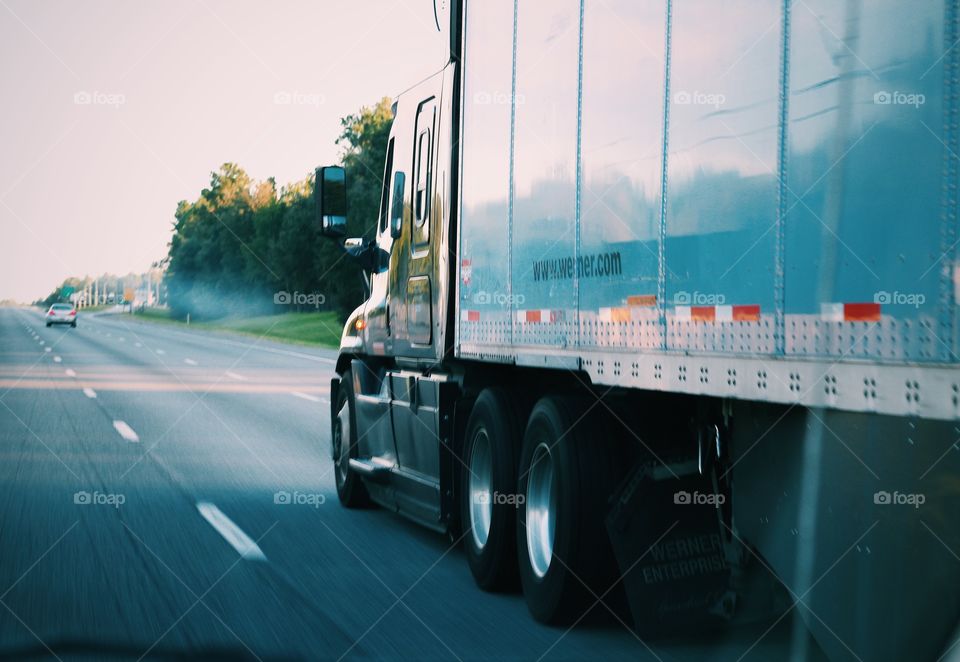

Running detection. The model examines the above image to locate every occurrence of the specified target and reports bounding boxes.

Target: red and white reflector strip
[461,310,481,322]
[461,259,472,286]
[820,302,881,322]
[599,307,632,322]
[599,294,658,322]
[675,305,760,322]
[516,309,564,324]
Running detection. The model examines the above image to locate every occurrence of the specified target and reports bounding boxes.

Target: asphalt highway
[0,306,821,661]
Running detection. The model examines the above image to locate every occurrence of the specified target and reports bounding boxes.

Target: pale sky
[0,0,443,302]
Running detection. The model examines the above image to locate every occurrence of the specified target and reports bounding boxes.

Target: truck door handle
[408,375,418,412]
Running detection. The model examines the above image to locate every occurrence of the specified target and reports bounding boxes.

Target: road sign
[123,288,134,303]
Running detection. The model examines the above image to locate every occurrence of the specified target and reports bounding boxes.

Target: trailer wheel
[516,396,618,624]
[460,388,523,591]
[332,370,370,508]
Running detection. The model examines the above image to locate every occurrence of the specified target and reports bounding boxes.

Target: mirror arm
[338,238,379,274]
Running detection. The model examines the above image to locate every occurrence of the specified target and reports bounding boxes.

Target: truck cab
[317,64,461,533]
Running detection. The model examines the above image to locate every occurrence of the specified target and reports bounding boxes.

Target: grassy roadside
[119,308,343,348]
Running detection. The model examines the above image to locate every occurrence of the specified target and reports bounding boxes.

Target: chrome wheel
[468,429,493,550]
[335,401,351,490]
[525,441,557,578]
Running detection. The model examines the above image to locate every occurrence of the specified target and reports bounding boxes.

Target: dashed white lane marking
[225,371,246,381]
[83,388,96,398]
[155,349,165,355]
[53,356,62,363]
[44,347,51,353]
[38,340,44,345]
[134,342,142,348]
[117,337,125,342]
[112,420,140,443]
[290,391,321,403]
[196,502,267,561]
[65,369,77,377]
[184,358,198,366]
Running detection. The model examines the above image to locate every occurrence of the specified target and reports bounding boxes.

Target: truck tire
[460,387,524,591]
[516,396,619,624]
[332,370,371,508]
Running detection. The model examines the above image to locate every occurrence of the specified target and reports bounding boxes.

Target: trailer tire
[460,388,523,591]
[332,370,371,508]
[516,396,619,624]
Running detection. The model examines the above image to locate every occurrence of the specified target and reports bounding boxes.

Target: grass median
[127,308,343,348]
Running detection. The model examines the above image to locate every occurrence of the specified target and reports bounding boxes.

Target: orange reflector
[732,305,761,322]
[844,303,881,322]
[627,294,657,307]
[691,306,715,322]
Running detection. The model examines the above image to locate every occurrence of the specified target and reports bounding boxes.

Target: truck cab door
[387,89,445,518]
[390,96,437,355]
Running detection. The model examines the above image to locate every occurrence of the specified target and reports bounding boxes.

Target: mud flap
[606,459,739,637]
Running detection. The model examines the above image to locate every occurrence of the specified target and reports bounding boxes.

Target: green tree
[337,97,394,240]
[162,98,394,321]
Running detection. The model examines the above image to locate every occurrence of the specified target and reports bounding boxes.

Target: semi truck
[315,1,960,659]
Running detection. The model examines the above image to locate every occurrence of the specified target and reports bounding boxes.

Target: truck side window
[415,129,432,226]
[378,139,395,234]
[390,171,405,238]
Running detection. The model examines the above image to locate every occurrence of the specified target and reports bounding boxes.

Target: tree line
[164,97,393,321]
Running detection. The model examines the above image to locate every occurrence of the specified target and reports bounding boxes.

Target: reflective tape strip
[691,306,715,322]
[599,307,631,322]
[516,310,563,323]
[821,302,881,322]
[733,305,761,321]
[627,294,657,307]
[675,304,760,322]
[844,302,881,322]
[821,303,844,322]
